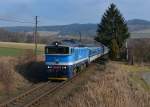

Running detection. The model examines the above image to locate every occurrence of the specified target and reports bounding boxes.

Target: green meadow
[0,42,45,57]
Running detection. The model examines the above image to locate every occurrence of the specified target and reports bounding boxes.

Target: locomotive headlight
[64,66,67,69]
[62,66,67,69]
[48,66,52,69]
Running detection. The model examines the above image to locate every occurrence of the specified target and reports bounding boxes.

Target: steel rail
[0,65,87,107]
[23,72,82,107]
[0,81,54,107]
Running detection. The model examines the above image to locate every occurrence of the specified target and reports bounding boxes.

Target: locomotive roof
[46,39,103,47]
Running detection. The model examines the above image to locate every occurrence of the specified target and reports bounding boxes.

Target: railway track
[0,81,60,107]
[0,61,95,107]
[0,74,80,107]
[0,62,105,107]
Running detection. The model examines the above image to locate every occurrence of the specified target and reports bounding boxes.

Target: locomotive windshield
[45,46,69,54]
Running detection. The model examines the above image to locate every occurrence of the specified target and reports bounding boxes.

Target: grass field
[47,62,150,107]
[0,42,45,57]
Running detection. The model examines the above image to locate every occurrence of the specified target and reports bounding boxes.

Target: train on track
[45,39,109,80]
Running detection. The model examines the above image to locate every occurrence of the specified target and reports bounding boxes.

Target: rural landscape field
[0,42,44,56]
[0,0,150,107]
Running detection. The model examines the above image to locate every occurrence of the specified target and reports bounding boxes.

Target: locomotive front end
[45,44,73,80]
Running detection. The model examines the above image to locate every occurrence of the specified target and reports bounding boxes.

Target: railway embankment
[0,57,32,103]
[44,62,150,107]
[0,56,150,107]
[0,55,46,104]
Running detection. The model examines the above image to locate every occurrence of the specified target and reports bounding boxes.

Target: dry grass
[121,63,150,73]
[0,57,29,87]
[0,57,30,102]
[0,50,44,102]
[17,49,36,64]
[0,57,14,94]
[56,62,150,107]
[0,42,45,51]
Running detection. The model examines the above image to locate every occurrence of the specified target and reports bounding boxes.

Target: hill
[128,19,150,32]
[2,19,150,38]
[3,23,97,37]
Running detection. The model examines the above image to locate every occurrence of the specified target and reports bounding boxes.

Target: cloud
[0,0,150,26]
[0,0,34,25]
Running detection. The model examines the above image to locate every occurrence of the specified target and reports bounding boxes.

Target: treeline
[0,28,33,43]
[0,28,51,44]
[128,38,150,63]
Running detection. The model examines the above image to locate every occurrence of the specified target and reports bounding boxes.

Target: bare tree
[128,38,150,64]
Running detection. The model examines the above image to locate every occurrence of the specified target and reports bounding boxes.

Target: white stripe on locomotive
[46,57,88,65]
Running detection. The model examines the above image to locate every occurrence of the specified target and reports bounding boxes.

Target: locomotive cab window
[45,46,69,54]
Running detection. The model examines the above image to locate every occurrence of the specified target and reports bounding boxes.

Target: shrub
[0,58,14,95]
[17,49,36,65]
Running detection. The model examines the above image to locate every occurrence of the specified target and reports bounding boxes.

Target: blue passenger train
[45,40,109,80]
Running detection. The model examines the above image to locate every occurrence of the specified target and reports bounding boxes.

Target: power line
[0,15,34,21]
[0,15,39,60]
[0,17,34,24]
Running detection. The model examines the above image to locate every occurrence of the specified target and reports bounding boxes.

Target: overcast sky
[0,0,149,26]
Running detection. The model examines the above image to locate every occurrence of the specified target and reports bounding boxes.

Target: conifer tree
[95,3,130,59]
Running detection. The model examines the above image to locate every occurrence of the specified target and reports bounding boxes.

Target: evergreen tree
[95,3,130,59]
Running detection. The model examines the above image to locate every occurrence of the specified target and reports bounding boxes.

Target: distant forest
[0,28,51,44]
[0,28,33,43]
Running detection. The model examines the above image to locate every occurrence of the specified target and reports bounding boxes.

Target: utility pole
[126,40,128,61]
[79,32,82,42]
[34,16,38,60]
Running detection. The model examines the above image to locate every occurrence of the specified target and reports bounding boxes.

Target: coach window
[45,47,49,54]
[71,48,74,54]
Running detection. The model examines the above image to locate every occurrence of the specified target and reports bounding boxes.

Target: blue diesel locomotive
[45,40,109,80]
